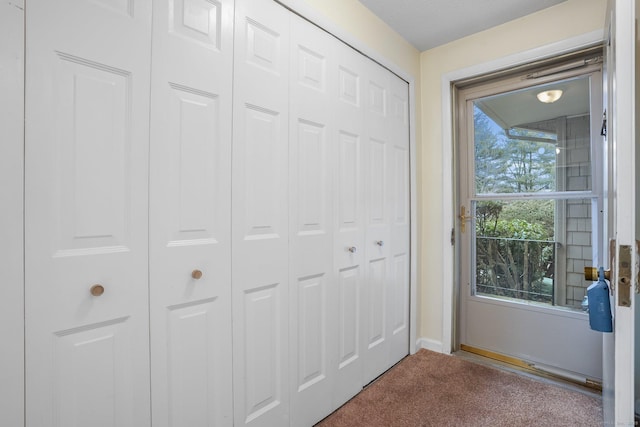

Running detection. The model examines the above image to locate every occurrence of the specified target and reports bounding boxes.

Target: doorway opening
[453,47,606,385]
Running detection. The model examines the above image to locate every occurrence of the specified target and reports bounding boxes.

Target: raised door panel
[232,1,290,425]
[338,132,361,232]
[54,56,130,255]
[295,274,327,389]
[241,106,286,240]
[366,257,387,352]
[149,0,234,425]
[242,285,283,422]
[289,15,336,427]
[332,41,366,407]
[368,138,388,227]
[24,0,152,425]
[53,319,134,427]
[337,266,361,370]
[166,299,229,426]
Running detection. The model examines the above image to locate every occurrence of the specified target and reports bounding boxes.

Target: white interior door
[602,0,636,424]
[332,37,367,407]
[232,0,291,425]
[362,62,411,385]
[148,0,234,425]
[288,11,411,420]
[387,75,411,365]
[288,14,336,427]
[24,0,152,425]
[362,62,393,384]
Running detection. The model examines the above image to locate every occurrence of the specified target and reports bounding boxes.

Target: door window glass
[470,75,599,311]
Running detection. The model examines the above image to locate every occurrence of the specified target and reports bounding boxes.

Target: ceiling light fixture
[536,89,563,103]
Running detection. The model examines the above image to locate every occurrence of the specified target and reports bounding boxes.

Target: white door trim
[441,30,604,354]
[276,0,419,354]
[0,1,24,426]
[607,0,636,422]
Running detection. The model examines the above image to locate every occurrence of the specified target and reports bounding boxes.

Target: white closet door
[387,74,411,364]
[148,0,234,425]
[24,0,152,426]
[332,40,367,406]
[362,62,394,384]
[232,0,291,425]
[288,15,336,427]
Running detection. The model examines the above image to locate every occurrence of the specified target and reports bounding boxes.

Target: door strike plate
[617,244,632,307]
[636,240,640,294]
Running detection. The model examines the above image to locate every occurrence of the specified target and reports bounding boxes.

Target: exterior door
[458,60,606,382]
[24,0,152,425]
[148,0,234,425]
[602,0,636,424]
[231,0,291,425]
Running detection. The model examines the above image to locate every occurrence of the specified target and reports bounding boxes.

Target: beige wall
[419,0,607,347]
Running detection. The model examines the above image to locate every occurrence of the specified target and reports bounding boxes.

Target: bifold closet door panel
[148,0,234,425]
[288,14,337,427]
[387,75,411,365]
[232,0,291,425]
[332,39,367,408]
[362,61,394,385]
[24,0,153,426]
[361,67,411,383]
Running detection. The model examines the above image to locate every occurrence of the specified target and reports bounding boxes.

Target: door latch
[617,244,632,307]
[458,205,475,234]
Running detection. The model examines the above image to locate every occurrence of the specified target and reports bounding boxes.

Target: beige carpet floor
[316,349,603,427]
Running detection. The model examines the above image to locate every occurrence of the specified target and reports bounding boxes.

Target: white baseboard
[416,338,444,354]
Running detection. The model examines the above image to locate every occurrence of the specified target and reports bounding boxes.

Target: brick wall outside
[524,115,591,308]
[563,115,592,308]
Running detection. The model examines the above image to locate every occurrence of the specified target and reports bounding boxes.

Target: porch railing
[475,236,555,304]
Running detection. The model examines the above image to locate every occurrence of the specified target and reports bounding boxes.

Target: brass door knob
[584,267,611,281]
[90,284,105,296]
[192,269,203,280]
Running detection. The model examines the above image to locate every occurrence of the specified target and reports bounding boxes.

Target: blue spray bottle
[587,267,613,333]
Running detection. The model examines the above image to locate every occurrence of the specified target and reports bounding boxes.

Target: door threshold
[458,344,602,394]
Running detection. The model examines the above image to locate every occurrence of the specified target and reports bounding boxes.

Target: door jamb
[0,1,24,426]
[441,30,604,354]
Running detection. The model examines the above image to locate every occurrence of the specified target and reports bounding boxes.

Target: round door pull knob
[376,240,384,247]
[348,246,357,253]
[90,284,105,297]
[192,269,203,280]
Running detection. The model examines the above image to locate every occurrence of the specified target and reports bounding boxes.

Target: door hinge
[450,228,455,246]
